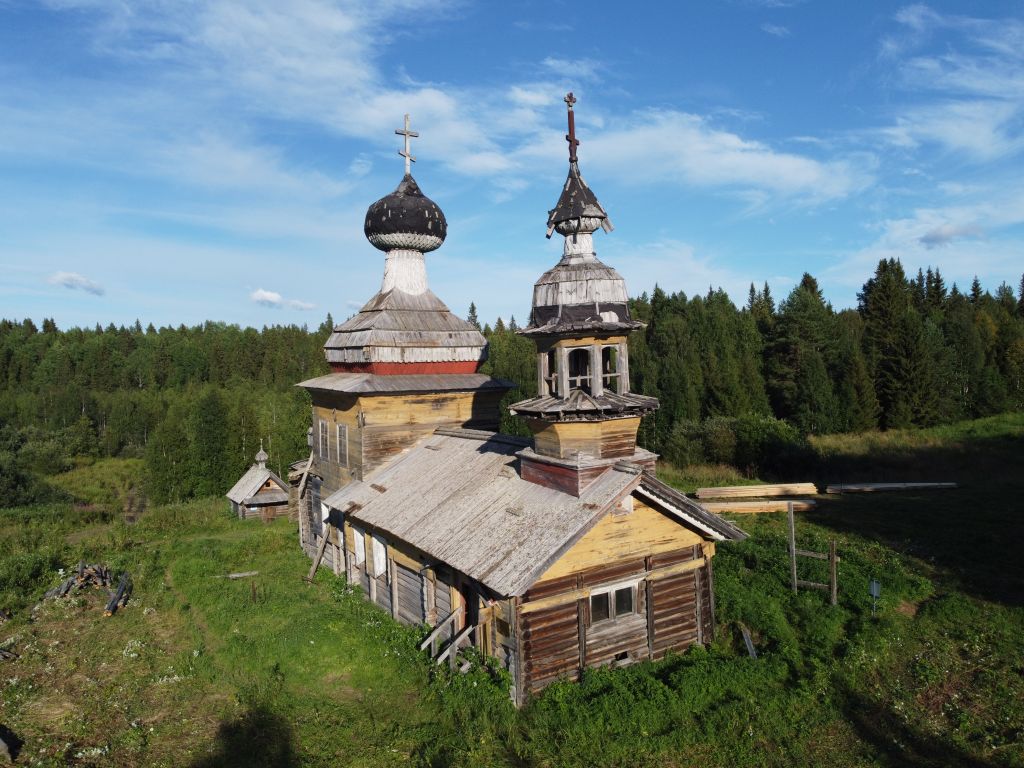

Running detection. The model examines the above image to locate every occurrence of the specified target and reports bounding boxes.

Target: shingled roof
[322,429,745,596]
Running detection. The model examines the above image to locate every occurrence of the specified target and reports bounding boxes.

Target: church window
[336,424,348,467]
[319,420,328,459]
[567,348,592,394]
[602,346,620,393]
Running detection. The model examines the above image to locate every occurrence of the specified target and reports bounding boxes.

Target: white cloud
[878,5,1024,160]
[585,110,872,204]
[541,57,603,82]
[250,288,315,310]
[825,185,1024,292]
[760,23,790,38]
[47,271,105,295]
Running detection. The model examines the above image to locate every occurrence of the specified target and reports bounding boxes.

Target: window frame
[336,423,348,467]
[567,347,592,394]
[588,578,642,625]
[318,419,329,459]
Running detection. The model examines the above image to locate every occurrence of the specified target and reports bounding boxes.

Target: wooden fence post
[787,502,798,594]
[829,539,838,606]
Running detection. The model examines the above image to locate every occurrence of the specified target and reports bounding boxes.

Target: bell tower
[511,94,659,495]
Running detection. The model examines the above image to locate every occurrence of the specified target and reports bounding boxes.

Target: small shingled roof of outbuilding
[243,490,289,507]
[322,428,744,596]
[226,466,288,505]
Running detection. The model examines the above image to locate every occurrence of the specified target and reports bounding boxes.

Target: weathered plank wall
[537,497,703,582]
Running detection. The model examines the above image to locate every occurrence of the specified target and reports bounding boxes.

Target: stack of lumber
[700,499,817,514]
[695,483,818,515]
[825,482,958,494]
[695,483,818,499]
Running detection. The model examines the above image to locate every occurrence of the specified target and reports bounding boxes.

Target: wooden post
[537,351,547,396]
[390,559,399,620]
[694,565,704,645]
[577,598,587,679]
[425,568,437,625]
[589,344,603,397]
[644,555,655,659]
[306,523,332,583]
[787,502,798,594]
[829,539,838,606]
[557,347,569,397]
[705,556,716,642]
[618,341,629,394]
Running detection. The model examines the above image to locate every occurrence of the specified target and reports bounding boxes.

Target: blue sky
[2,0,1023,329]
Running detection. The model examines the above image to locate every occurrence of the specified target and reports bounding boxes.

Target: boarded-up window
[371,535,387,579]
[336,424,348,467]
[353,526,366,565]
[319,420,328,459]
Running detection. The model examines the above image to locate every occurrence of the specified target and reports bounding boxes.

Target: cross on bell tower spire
[564,92,579,163]
[395,113,419,175]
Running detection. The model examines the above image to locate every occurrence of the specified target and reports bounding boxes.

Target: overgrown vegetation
[1,415,1022,766]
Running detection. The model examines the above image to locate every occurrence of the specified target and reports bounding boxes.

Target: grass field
[1,414,1022,767]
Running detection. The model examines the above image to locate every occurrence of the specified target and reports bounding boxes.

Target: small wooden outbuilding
[226,446,289,520]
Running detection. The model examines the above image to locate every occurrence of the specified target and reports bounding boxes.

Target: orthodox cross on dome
[395,113,419,175]
[564,92,579,163]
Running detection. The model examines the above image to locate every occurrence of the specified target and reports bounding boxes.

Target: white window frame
[319,420,329,459]
[589,577,642,625]
[336,423,348,467]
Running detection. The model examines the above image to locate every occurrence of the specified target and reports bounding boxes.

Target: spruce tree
[970,276,983,305]
[467,302,481,330]
[190,388,230,497]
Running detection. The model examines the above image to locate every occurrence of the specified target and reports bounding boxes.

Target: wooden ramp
[695,483,817,499]
[825,482,958,494]
[701,499,817,515]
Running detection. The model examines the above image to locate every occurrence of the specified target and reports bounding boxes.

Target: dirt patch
[896,600,919,617]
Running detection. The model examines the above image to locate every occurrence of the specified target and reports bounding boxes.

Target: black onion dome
[546,161,611,235]
[364,174,448,252]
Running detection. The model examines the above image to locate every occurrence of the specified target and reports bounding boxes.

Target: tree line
[1,261,1022,506]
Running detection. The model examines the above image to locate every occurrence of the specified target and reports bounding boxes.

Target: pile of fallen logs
[42,562,133,616]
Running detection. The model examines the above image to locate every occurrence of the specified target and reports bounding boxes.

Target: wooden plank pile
[42,562,133,616]
[696,483,818,515]
[695,483,818,499]
[700,500,817,514]
[825,482,958,494]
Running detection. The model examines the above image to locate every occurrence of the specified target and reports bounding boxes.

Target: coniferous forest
[2,260,1022,507]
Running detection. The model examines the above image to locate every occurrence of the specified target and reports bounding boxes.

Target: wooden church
[290,98,746,704]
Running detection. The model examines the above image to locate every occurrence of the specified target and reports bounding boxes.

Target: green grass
[1,414,1023,767]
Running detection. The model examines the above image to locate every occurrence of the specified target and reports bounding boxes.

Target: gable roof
[635,475,748,542]
[323,429,745,597]
[226,465,288,505]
